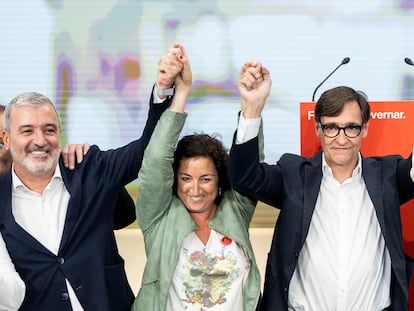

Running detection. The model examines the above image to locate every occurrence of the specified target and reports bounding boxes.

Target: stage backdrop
[1,1,414,227]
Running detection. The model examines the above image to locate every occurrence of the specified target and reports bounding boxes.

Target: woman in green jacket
[131,44,261,311]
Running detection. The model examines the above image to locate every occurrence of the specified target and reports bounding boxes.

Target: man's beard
[10,145,60,175]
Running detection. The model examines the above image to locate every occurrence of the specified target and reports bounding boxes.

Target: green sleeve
[136,110,187,233]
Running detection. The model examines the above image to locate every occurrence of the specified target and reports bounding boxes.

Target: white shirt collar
[12,164,63,192]
[321,152,362,180]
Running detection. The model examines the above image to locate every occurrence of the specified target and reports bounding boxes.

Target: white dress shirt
[288,155,391,311]
[11,165,84,311]
[0,232,26,310]
[236,114,393,310]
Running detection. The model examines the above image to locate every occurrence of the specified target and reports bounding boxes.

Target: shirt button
[294,252,299,257]
[61,292,69,301]
[57,257,65,265]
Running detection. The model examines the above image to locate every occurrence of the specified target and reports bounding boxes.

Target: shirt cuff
[153,85,167,104]
[236,113,261,144]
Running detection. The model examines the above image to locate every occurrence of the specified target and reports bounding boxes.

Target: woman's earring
[218,187,222,196]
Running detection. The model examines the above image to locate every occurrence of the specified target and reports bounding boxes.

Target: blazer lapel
[57,160,82,254]
[361,158,386,235]
[301,152,323,244]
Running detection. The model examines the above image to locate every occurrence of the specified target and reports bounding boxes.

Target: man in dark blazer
[0,105,135,310]
[0,89,172,310]
[0,46,184,310]
[228,61,414,310]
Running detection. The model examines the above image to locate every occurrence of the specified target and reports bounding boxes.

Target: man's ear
[315,122,321,138]
[362,121,369,138]
[2,130,9,149]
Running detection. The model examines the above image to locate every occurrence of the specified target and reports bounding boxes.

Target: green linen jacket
[131,110,261,311]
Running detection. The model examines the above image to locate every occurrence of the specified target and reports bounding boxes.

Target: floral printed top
[167,230,250,310]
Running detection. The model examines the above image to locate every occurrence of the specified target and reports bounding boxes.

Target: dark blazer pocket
[105,262,134,310]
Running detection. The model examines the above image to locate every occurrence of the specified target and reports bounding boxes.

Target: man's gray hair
[4,92,61,132]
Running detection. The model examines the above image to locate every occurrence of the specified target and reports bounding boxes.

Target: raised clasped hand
[173,44,192,94]
[157,44,186,89]
[238,60,272,118]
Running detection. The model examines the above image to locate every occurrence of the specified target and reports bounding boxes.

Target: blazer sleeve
[112,90,174,229]
[66,88,173,188]
[136,110,187,233]
[228,114,284,208]
[228,116,263,224]
[113,187,136,230]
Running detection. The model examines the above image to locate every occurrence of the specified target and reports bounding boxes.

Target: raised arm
[112,188,136,230]
[61,143,136,229]
[136,44,192,239]
[228,61,283,205]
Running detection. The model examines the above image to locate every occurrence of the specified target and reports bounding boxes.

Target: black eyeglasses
[319,123,363,138]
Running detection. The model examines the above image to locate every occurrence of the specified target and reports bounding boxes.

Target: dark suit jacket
[0,95,169,311]
[229,135,414,311]
[114,188,136,230]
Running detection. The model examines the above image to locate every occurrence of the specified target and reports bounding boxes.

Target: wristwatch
[155,83,174,97]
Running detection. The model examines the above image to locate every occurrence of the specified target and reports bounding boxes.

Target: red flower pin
[221,236,232,246]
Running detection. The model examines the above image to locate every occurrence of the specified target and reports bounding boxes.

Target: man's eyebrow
[17,124,33,130]
[18,123,58,129]
[44,123,59,129]
[322,122,362,126]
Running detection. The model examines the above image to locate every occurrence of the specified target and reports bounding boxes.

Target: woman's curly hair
[172,134,231,205]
